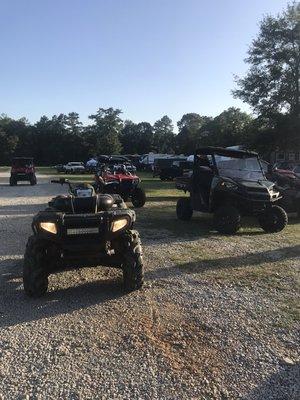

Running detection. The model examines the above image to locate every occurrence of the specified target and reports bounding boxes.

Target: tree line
[0,3,299,165]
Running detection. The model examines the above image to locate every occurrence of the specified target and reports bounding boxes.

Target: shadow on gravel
[243,363,300,400]
[0,258,124,328]
[0,204,46,215]
[145,244,300,281]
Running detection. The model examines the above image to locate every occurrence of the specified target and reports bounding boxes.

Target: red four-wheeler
[10,157,37,186]
[94,165,146,208]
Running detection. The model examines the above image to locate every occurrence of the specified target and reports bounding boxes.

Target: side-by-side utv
[175,147,288,234]
[23,178,144,297]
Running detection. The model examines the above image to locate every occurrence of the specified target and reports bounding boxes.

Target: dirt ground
[0,171,299,400]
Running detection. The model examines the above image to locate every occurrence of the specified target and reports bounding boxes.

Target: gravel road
[0,172,299,400]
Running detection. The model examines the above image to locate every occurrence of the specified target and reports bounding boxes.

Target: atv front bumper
[32,210,135,270]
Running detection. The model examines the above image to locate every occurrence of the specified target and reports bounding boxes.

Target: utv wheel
[131,187,146,208]
[176,198,193,221]
[214,206,241,234]
[122,230,144,292]
[258,205,288,233]
[23,236,49,297]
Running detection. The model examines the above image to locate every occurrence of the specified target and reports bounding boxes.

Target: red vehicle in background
[10,157,37,186]
[261,161,300,216]
[94,164,146,208]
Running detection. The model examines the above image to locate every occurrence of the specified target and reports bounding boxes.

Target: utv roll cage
[194,147,263,177]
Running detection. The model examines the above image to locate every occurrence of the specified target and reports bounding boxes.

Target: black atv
[23,178,144,297]
[175,147,288,234]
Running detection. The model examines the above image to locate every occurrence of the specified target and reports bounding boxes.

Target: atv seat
[52,194,114,213]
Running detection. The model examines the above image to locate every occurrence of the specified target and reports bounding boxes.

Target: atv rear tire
[176,198,193,221]
[214,206,241,234]
[131,187,146,208]
[122,230,144,292]
[30,175,37,185]
[23,236,49,297]
[9,176,17,186]
[258,205,288,233]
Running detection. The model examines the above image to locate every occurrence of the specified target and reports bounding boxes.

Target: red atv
[94,165,146,208]
[10,157,37,186]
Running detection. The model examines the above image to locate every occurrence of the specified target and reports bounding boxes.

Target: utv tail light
[40,222,57,234]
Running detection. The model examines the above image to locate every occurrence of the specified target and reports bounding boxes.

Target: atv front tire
[258,205,288,233]
[121,230,144,292]
[23,236,49,297]
[176,198,193,221]
[131,187,146,208]
[214,206,241,234]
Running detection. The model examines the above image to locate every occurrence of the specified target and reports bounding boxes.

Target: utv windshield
[215,156,265,181]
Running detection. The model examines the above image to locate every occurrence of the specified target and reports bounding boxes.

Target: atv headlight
[111,218,129,232]
[40,222,57,234]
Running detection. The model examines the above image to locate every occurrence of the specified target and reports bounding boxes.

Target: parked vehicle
[10,157,37,186]
[94,165,146,208]
[23,178,144,297]
[154,158,193,181]
[262,162,300,216]
[139,153,172,171]
[55,164,66,173]
[124,155,142,169]
[108,156,137,173]
[176,147,288,234]
[64,162,85,174]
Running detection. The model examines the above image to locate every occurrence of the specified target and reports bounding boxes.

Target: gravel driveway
[0,172,299,400]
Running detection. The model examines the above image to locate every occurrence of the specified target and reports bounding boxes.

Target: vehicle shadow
[0,258,124,329]
[243,363,300,400]
[147,196,180,202]
[145,244,300,281]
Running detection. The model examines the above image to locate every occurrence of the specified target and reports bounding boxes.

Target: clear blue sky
[0,0,289,126]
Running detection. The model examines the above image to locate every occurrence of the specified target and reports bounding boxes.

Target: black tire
[121,230,144,292]
[258,205,288,233]
[214,206,241,234]
[9,176,17,186]
[176,197,193,221]
[23,236,49,297]
[131,187,146,208]
[30,175,37,185]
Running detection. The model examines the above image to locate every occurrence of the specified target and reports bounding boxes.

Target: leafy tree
[199,107,253,147]
[64,112,82,135]
[88,108,122,155]
[0,127,19,164]
[233,3,300,117]
[176,113,212,154]
[120,121,154,154]
[153,115,175,153]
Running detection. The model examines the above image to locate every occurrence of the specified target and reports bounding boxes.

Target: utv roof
[195,147,258,158]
